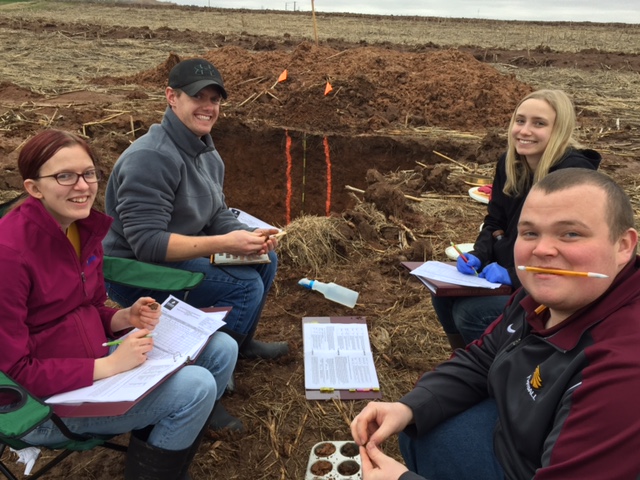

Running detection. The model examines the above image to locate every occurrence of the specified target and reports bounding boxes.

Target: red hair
[18,130,97,180]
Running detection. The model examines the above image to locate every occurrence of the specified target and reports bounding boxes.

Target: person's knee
[177,367,217,406]
[215,332,239,358]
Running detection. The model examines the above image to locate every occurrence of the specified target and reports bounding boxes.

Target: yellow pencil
[517,266,608,279]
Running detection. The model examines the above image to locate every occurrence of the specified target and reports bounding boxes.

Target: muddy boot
[446,333,467,351]
[208,402,244,432]
[124,435,191,480]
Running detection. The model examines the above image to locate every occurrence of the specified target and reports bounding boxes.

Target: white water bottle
[298,278,359,308]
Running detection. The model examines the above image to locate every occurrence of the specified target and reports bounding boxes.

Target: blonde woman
[433,90,601,349]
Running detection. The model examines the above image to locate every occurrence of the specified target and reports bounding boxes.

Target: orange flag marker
[277,69,288,83]
[324,82,333,96]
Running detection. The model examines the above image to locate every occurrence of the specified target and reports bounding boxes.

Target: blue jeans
[399,399,504,480]
[22,332,237,451]
[431,295,510,344]
[107,251,278,337]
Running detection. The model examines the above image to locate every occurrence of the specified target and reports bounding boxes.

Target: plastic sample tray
[305,440,362,480]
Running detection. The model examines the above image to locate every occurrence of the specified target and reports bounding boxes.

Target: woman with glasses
[0,129,239,479]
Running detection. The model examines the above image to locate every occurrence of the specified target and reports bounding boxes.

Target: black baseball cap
[168,58,228,99]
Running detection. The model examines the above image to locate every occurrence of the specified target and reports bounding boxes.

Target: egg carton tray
[305,440,362,480]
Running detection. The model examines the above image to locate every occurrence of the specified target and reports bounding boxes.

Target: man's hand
[254,228,281,252]
[351,401,414,447]
[360,442,409,480]
[223,229,277,256]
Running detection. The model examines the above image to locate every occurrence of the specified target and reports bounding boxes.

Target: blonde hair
[504,90,583,196]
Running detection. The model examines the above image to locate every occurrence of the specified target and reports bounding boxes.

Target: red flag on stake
[277,69,288,83]
[324,82,333,96]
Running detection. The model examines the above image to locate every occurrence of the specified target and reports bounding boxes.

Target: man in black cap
[103,58,289,393]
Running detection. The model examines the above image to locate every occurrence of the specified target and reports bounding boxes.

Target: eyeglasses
[37,169,101,186]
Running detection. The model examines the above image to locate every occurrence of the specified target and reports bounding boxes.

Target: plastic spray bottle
[298,278,359,308]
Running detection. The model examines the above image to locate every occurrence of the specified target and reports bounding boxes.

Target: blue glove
[479,262,512,285]
[456,253,481,276]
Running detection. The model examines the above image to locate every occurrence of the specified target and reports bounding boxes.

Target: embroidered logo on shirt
[526,365,542,400]
[87,255,97,265]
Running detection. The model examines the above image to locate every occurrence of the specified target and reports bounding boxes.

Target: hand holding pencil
[102,329,155,375]
[452,242,480,276]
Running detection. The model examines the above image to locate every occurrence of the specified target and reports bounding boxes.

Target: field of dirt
[1,1,639,479]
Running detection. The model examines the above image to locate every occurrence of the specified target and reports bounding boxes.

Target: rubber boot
[208,402,244,432]
[220,323,289,360]
[238,322,289,360]
[239,337,289,359]
[178,405,226,479]
[124,435,191,480]
[446,333,467,351]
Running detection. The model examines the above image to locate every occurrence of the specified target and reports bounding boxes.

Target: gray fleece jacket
[103,107,248,262]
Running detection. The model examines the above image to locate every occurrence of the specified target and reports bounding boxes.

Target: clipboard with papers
[302,316,382,401]
[47,297,230,418]
[402,261,512,297]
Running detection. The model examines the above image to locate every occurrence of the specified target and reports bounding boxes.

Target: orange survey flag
[324,82,333,95]
[278,69,288,82]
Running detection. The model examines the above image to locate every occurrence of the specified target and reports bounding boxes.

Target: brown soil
[1,2,639,480]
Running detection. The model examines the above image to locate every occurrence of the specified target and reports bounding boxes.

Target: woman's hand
[456,253,481,276]
[94,329,154,380]
[128,297,161,331]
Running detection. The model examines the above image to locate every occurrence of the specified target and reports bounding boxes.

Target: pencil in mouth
[517,266,608,278]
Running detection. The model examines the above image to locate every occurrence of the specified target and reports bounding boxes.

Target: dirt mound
[115,43,532,135]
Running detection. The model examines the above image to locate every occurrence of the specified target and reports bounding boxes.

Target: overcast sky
[162,0,640,23]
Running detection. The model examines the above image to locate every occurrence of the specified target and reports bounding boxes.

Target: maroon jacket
[401,256,640,479]
[0,197,118,398]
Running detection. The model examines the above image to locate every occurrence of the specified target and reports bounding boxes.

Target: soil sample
[314,442,337,457]
[340,442,359,458]
[310,460,333,475]
[337,460,360,476]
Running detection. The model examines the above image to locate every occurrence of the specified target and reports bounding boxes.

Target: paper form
[303,322,380,390]
[410,261,502,289]
[45,296,227,405]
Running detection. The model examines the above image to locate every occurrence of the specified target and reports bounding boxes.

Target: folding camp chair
[0,372,127,480]
[102,256,204,301]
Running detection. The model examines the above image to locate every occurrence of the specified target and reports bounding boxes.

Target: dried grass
[278,214,363,276]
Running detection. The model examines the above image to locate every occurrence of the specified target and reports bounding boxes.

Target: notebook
[210,253,271,265]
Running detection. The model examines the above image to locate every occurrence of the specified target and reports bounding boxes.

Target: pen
[450,241,478,276]
[517,266,608,279]
[102,332,157,347]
